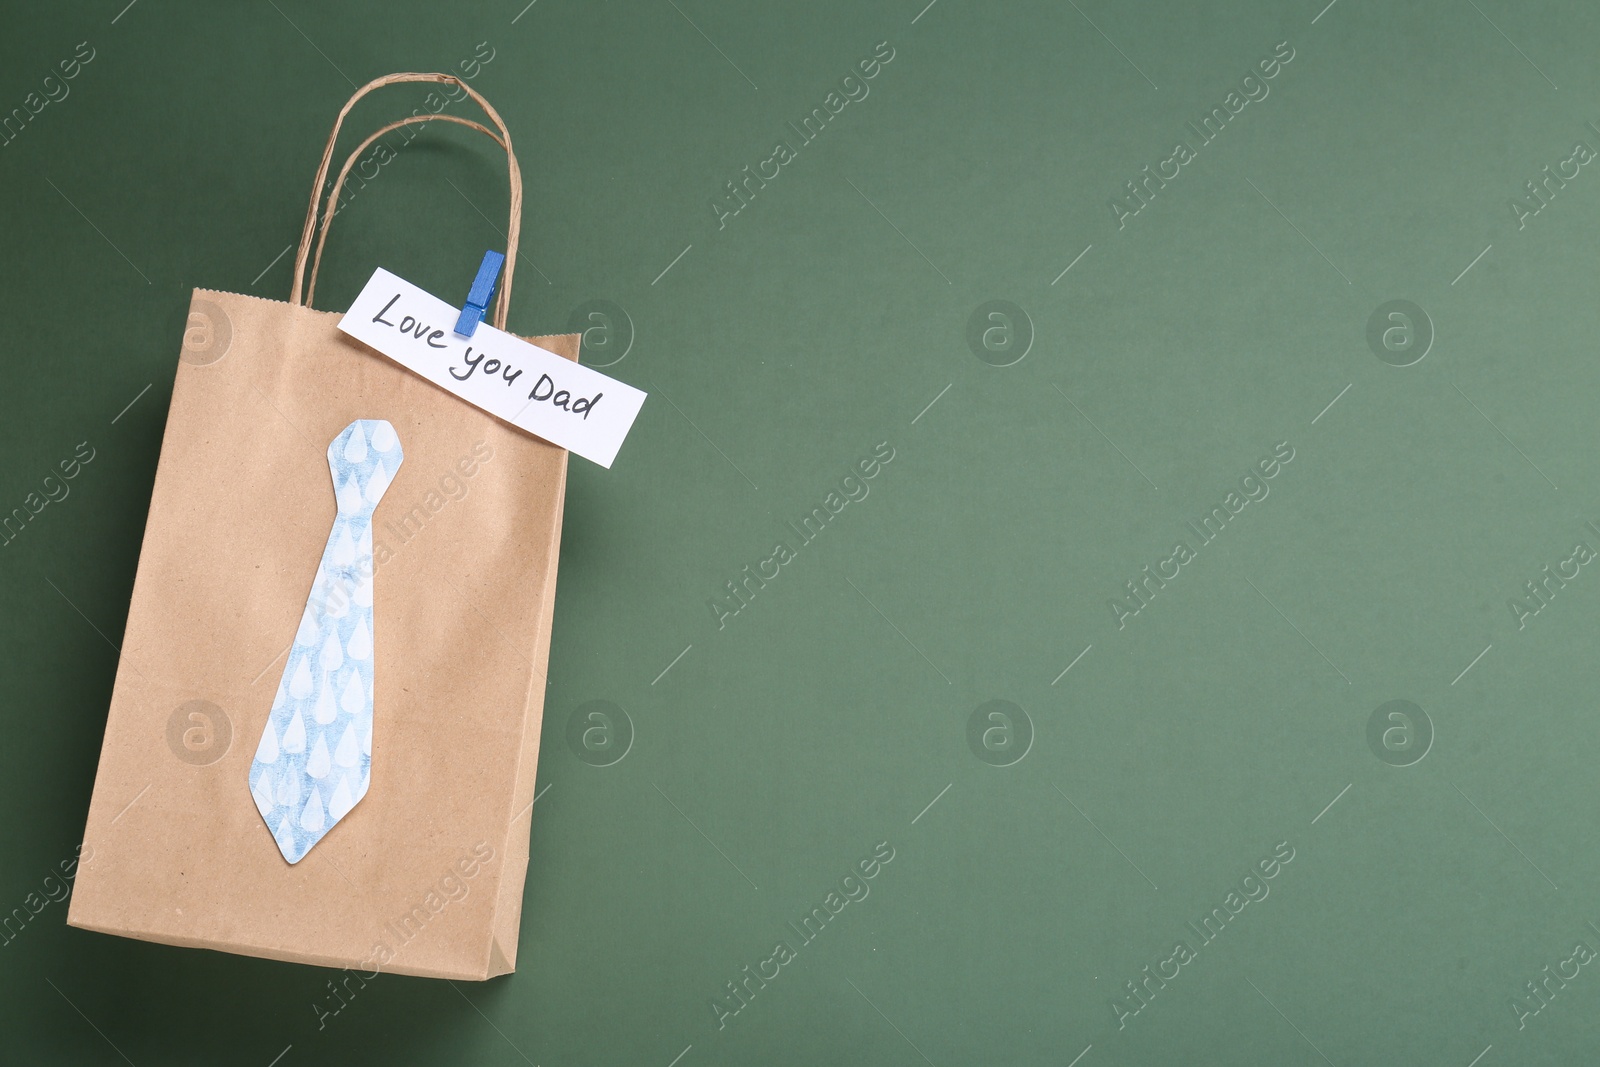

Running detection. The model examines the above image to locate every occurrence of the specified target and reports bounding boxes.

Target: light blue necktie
[250,419,403,863]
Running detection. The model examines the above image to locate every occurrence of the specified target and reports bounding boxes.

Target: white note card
[339,268,646,468]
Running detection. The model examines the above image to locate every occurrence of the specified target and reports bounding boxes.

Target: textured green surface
[5,0,1600,1063]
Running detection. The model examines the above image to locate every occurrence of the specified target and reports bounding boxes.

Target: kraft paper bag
[68,73,575,980]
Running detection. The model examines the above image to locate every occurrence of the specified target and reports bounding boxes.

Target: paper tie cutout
[250,419,403,863]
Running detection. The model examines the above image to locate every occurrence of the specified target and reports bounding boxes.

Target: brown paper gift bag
[68,73,574,980]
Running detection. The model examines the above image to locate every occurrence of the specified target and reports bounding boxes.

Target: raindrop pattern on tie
[250,419,403,863]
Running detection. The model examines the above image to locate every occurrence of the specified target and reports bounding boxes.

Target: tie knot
[329,419,402,516]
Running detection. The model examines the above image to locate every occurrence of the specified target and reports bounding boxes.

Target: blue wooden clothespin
[454,250,506,337]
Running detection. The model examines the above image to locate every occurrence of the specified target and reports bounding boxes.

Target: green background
[3,0,1598,1063]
